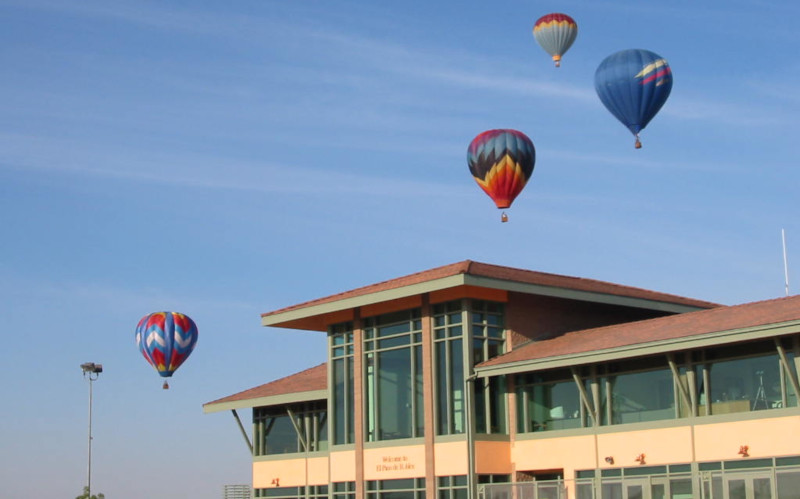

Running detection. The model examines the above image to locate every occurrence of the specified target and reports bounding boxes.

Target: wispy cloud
[0,132,463,197]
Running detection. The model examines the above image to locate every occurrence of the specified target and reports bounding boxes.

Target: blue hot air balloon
[594,49,673,148]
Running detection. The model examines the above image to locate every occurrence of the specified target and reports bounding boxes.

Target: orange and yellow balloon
[467,129,535,222]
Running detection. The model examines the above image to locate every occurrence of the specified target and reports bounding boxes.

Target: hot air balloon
[467,129,535,222]
[533,13,578,67]
[135,311,198,389]
[594,49,673,148]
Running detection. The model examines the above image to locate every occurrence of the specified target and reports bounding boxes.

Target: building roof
[261,260,718,331]
[477,294,800,377]
[203,363,327,413]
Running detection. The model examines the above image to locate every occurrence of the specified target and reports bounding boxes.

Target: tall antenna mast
[782,229,790,296]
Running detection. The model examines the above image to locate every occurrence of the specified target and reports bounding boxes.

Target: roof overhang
[262,274,709,331]
[202,389,327,414]
[463,274,706,314]
[475,319,800,379]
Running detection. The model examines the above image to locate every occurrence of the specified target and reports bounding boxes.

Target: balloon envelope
[467,129,535,210]
[533,13,578,67]
[594,49,673,146]
[135,311,198,378]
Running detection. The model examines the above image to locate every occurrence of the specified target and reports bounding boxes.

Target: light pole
[81,362,102,498]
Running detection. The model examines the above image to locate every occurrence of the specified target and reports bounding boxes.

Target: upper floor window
[364,309,424,441]
[471,300,505,364]
[434,300,465,435]
[471,300,507,434]
[515,337,800,434]
[516,370,584,432]
[253,401,327,456]
[696,342,798,416]
[330,322,354,445]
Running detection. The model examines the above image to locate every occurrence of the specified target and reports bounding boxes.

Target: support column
[421,294,437,498]
[353,310,365,498]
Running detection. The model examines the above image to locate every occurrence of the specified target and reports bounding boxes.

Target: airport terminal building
[204,261,800,498]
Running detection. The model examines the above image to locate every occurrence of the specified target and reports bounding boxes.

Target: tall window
[472,300,506,434]
[330,322,354,445]
[434,301,465,435]
[364,309,424,441]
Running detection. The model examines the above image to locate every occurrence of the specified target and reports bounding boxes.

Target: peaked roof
[261,260,718,330]
[203,363,326,413]
[477,294,800,376]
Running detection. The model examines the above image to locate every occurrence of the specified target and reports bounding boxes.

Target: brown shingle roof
[261,260,717,320]
[204,363,326,409]
[478,294,800,371]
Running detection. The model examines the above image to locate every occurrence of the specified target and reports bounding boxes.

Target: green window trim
[330,322,355,446]
[514,336,800,434]
[364,309,424,441]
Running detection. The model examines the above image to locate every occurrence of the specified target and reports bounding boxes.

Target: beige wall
[253,456,329,488]
[362,444,427,481]
[511,414,800,476]
[251,415,800,492]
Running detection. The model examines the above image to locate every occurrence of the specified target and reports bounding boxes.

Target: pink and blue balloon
[135,311,198,389]
[594,49,673,148]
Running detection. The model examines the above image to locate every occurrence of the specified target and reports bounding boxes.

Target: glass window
[254,485,328,498]
[364,309,423,441]
[333,481,356,499]
[707,353,781,415]
[471,300,505,364]
[470,301,507,434]
[264,413,298,454]
[474,376,506,434]
[777,470,800,499]
[331,322,355,445]
[607,366,675,424]
[517,372,582,433]
[366,478,425,499]
[253,402,327,456]
[434,301,465,435]
[437,475,468,499]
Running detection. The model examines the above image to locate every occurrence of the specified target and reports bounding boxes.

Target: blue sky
[1,0,798,497]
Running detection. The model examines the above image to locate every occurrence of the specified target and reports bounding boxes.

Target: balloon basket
[501,212,509,223]
[634,137,642,149]
[163,381,170,390]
